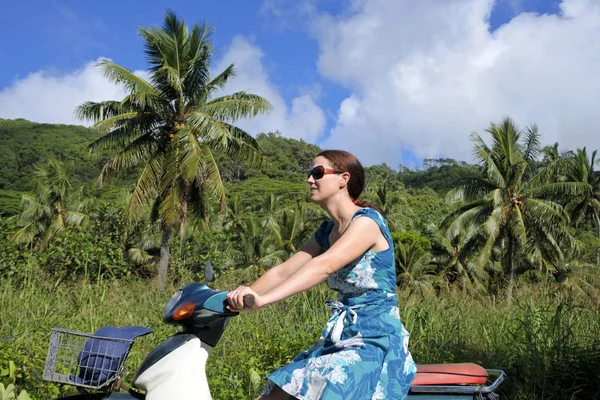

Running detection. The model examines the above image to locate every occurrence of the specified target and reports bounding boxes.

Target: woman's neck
[323,196,361,232]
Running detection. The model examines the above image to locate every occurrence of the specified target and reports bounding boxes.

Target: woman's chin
[309,192,321,203]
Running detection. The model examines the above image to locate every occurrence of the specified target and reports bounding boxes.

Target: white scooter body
[134,338,212,399]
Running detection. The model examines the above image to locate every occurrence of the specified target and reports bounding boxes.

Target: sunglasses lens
[308,166,325,179]
[313,167,325,179]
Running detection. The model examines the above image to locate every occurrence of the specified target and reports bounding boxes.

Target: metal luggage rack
[409,369,505,399]
[43,328,135,390]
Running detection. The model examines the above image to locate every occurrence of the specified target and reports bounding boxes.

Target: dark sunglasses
[307,165,344,180]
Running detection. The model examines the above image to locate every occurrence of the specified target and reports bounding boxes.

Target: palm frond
[99,133,159,183]
[509,206,528,249]
[198,143,226,209]
[445,178,497,203]
[97,60,159,107]
[76,101,132,124]
[187,111,263,162]
[183,25,214,102]
[527,182,590,200]
[202,91,272,121]
[129,158,162,221]
[522,123,541,163]
[472,141,506,187]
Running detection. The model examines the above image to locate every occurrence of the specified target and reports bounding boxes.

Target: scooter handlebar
[243,295,255,308]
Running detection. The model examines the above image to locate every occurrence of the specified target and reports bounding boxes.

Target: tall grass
[1,267,599,399]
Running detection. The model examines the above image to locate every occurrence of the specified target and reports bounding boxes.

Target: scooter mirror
[204,261,215,283]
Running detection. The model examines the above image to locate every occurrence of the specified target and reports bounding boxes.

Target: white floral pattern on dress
[389,306,401,321]
[282,350,362,396]
[334,333,365,349]
[323,350,361,384]
[371,382,386,400]
[404,353,417,375]
[281,366,306,396]
[347,258,378,289]
[327,252,378,296]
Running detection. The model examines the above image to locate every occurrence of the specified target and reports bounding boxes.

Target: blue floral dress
[262,208,417,400]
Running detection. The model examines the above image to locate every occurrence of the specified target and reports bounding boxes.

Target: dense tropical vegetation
[1,10,600,400]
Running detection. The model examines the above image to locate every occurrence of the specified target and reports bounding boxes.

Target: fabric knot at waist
[322,300,364,342]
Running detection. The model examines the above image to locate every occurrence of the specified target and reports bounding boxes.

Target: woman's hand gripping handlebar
[226,286,261,312]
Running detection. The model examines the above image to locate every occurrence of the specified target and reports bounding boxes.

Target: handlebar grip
[243,295,255,307]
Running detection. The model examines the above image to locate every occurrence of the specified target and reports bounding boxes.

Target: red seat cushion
[411,363,488,386]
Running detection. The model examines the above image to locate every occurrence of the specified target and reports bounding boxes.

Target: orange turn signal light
[173,301,195,320]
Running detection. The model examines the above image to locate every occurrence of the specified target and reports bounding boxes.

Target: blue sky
[2,0,597,168]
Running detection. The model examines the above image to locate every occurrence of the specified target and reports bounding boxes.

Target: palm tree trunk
[180,183,190,237]
[506,235,515,307]
[157,226,172,290]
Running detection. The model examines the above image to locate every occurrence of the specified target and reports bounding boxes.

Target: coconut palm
[443,117,584,305]
[269,204,315,257]
[230,216,285,283]
[223,195,247,236]
[76,11,271,288]
[364,181,413,231]
[395,241,437,295]
[12,159,90,250]
[552,259,600,302]
[260,193,282,232]
[565,148,600,238]
[429,224,489,292]
[540,142,572,183]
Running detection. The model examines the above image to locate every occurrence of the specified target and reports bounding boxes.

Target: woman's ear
[339,171,351,188]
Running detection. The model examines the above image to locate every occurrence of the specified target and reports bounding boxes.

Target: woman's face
[307,156,346,203]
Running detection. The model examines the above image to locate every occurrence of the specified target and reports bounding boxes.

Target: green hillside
[0,118,105,190]
[0,118,475,216]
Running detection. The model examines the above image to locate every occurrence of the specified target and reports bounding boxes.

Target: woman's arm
[258,217,380,307]
[250,235,322,295]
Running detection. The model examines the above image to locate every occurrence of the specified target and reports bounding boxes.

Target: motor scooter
[43,263,505,399]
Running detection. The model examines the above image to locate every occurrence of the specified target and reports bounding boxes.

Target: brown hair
[317,150,383,214]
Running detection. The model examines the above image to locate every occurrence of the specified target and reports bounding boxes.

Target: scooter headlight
[164,290,183,317]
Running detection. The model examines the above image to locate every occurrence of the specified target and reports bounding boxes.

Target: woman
[226,150,417,400]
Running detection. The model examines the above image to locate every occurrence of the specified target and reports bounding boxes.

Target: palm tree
[223,195,247,236]
[443,118,584,305]
[540,142,572,183]
[230,216,284,283]
[269,204,315,258]
[260,193,282,233]
[565,148,600,239]
[364,181,413,231]
[76,11,271,289]
[428,224,489,292]
[12,159,90,250]
[395,241,437,295]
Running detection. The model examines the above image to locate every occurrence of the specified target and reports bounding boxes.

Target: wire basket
[43,328,135,390]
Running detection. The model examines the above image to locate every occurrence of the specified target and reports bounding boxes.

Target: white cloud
[313,0,600,166]
[0,37,326,144]
[0,59,129,125]
[215,36,326,142]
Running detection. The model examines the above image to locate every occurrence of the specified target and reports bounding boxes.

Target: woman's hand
[226,286,264,312]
